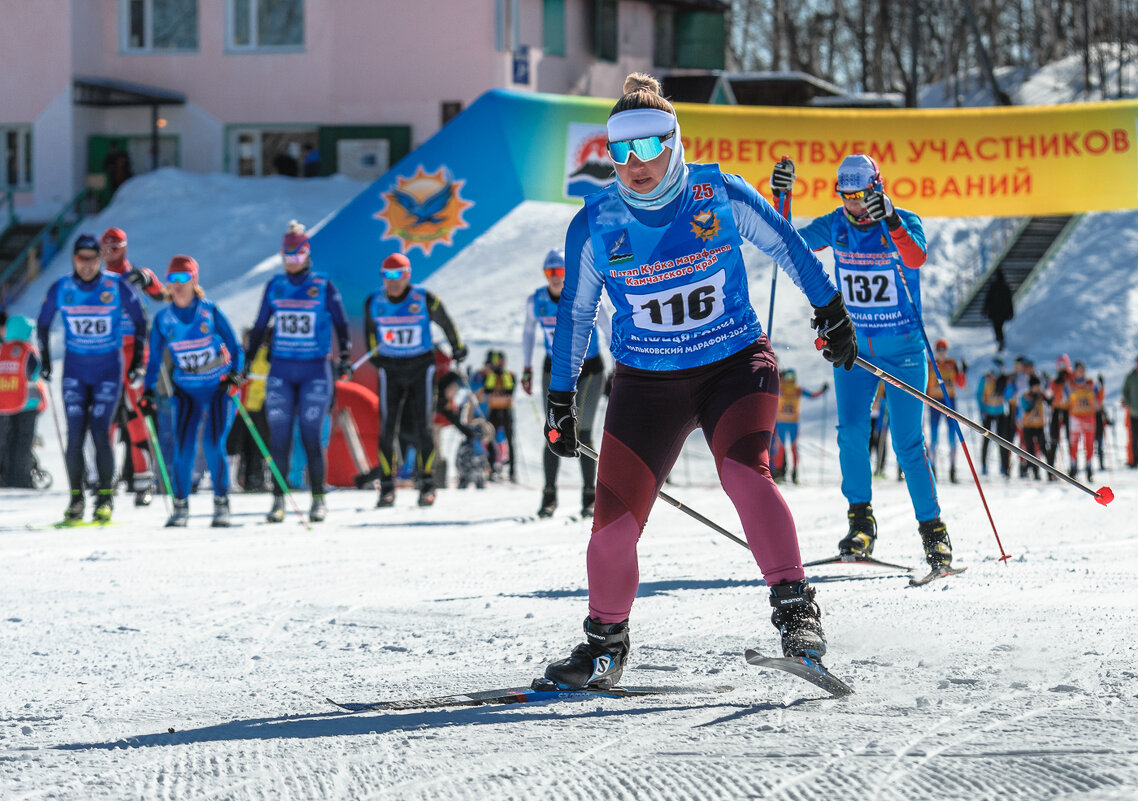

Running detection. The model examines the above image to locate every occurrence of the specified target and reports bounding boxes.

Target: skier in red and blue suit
[37,233,147,524]
[776,153,952,571]
[541,73,856,692]
[244,221,352,524]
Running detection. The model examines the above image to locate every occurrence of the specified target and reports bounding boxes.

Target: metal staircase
[951,215,1080,327]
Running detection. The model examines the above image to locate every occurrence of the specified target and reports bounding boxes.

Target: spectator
[0,315,47,488]
[982,268,1014,351]
[302,144,322,177]
[103,140,133,195]
[1122,353,1138,468]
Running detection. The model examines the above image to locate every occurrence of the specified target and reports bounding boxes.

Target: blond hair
[609,73,675,117]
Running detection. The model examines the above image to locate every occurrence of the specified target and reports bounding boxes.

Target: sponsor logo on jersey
[100,291,113,303]
[564,123,615,199]
[375,165,473,257]
[408,303,421,314]
[881,234,888,247]
[690,210,721,242]
[200,322,210,334]
[604,229,633,264]
[307,286,319,297]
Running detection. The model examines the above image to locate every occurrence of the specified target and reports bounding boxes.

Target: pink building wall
[2,0,660,214]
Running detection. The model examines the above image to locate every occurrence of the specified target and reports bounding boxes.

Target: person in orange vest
[1016,375,1049,480]
[100,227,168,506]
[1045,354,1072,472]
[774,368,828,484]
[1066,360,1102,481]
[925,338,967,483]
[0,314,48,488]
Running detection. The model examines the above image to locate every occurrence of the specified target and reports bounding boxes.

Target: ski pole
[832,344,1114,506]
[818,385,827,484]
[766,164,793,339]
[230,391,311,529]
[142,414,174,516]
[351,346,378,373]
[578,443,749,550]
[46,381,67,470]
[883,240,1012,561]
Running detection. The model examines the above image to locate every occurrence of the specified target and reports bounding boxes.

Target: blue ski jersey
[797,208,925,337]
[260,272,334,360]
[551,163,838,390]
[37,272,146,361]
[525,286,603,363]
[148,299,241,392]
[367,285,434,358]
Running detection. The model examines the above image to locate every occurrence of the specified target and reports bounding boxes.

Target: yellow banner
[675,99,1138,217]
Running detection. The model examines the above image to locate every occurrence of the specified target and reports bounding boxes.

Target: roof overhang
[73,75,186,107]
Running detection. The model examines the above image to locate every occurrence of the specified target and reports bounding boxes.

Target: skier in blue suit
[37,233,147,523]
[140,256,243,528]
[772,154,952,570]
[244,221,352,523]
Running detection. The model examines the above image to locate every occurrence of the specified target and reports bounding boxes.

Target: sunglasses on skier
[837,188,869,201]
[382,268,409,280]
[282,251,308,266]
[607,130,676,165]
[544,267,565,279]
[166,272,193,284]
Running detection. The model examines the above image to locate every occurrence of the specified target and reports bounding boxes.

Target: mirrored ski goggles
[607,130,676,165]
[836,186,868,200]
[543,267,565,278]
[166,272,193,284]
[282,250,308,265]
[382,268,409,280]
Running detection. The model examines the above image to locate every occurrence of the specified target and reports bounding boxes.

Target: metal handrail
[1,189,16,232]
[948,215,1029,321]
[0,188,95,302]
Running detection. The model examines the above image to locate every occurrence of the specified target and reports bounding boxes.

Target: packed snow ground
[5,49,1138,798]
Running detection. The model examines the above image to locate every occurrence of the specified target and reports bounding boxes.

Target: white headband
[607,108,676,142]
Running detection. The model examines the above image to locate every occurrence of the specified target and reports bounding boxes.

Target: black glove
[40,362,52,382]
[137,390,157,418]
[1098,373,1105,386]
[337,352,354,380]
[770,157,795,195]
[961,359,968,374]
[864,188,898,226]
[452,344,468,363]
[126,365,145,387]
[604,372,614,397]
[126,268,153,290]
[811,294,858,370]
[521,367,533,395]
[544,390,579,458]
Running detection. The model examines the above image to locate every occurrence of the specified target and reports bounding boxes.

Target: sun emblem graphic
[690,210,721,242]
[374,166,474,256]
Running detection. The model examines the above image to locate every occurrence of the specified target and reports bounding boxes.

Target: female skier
[541,73,856,690]
[140,256,243,528]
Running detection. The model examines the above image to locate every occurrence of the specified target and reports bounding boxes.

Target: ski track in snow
[2,469,1136,801]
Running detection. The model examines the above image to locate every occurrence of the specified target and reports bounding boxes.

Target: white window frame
[225,0,305,54]
[1,126,33,192]
[120,0,198,54]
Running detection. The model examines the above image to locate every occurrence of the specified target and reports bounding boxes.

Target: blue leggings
[170,385,234,500]
[265,359,332,495]
[62,358,122,493]
[834,333,939,522]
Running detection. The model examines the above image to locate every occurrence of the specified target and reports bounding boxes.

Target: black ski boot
[838,502,877,556]
[1086,465,1094,483]
[769,579,826,660]
[544,617,630,690]
[581,487,596,518]
[211,497,231,528]
[266,494,285,523]
[64,491,84,523]
[310,494,327,522]
[134,487,153,507]
[949,465,958,484]
[918,517,953,569]
[417,486,436,507]
[166,498,189,528]
[537,487,557,518]
[93,490,114,523]
[377,483,395,508]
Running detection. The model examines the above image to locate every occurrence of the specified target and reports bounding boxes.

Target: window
[441,102,463,127]
[654,8,724,70]
[229,127,317,176]
[228,0,304,51]
[495,0,520,53]
[1,127,32,191]
[595,0,618,62]
[543,0,565,57]
[122,0,198,52]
